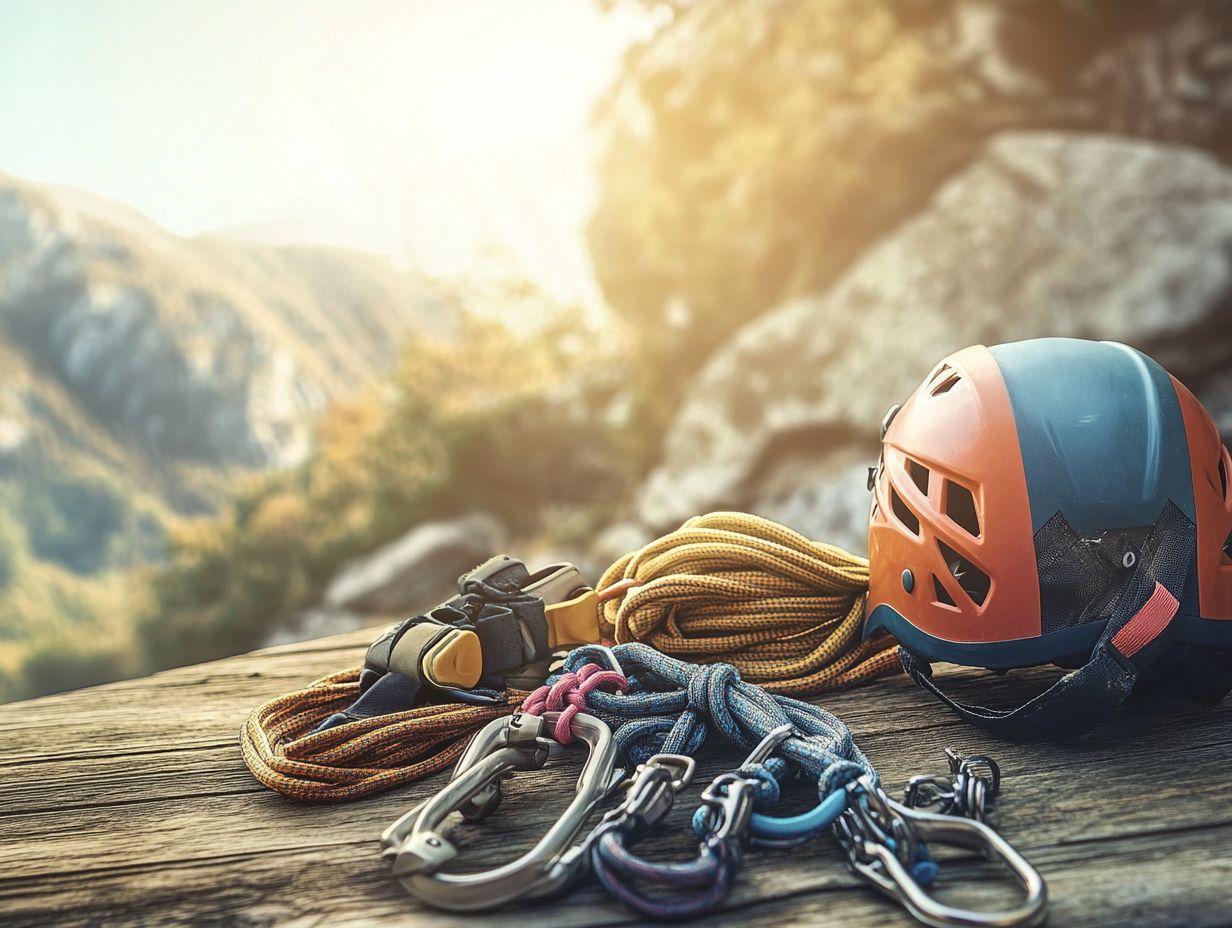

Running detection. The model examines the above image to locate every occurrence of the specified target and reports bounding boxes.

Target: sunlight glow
[0,0,653,309]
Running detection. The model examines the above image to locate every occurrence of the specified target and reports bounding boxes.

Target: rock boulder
[640,132,1232,542]
[324,513,506,615]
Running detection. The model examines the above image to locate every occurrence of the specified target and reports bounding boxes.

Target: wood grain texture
[2,623,1230,927]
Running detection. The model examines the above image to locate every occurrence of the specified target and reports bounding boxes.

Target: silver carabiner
[695,723,795,843]
[572,753,697,860]
[379,710,621,912]
[838,775,1048,928]
[611,753,696,833]
[904,749,1001,825]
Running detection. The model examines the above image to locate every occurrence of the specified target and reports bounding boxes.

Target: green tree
[19,472,129,574]
[18,639,125,699]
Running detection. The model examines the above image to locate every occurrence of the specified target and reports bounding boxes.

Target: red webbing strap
[1111,583,1179,658]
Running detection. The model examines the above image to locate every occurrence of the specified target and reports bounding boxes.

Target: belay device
[866,338,1232,739]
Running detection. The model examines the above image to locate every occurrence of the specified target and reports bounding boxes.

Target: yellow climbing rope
[242,512,899,801]
[597,512,900,696]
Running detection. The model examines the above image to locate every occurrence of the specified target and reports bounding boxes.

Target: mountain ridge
[0,168,462,663]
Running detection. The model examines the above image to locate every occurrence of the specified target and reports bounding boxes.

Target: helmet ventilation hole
[930,370,963,396]
[891,488,920,535]
[1223,528,1232,565]
[1219,449,1228,501]
[907,459,930,495]
[944,481,981,538]
[932,574,957,607]
[937,540,991,606]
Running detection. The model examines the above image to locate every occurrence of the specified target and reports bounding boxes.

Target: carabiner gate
[837,775,1048,928]
[380,709,621,912]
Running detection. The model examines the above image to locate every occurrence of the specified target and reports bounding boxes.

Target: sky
[0,0,652,309]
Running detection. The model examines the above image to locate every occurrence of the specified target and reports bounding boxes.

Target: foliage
[0,555,137,700]
[17,638,126,699]
[138,311,633,670]
[589,0,1227,424]
[0,513,21,594]
[17,472,130,574]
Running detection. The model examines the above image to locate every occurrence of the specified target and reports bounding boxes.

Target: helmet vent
[907,458,930,495]
[930,370,963,396]
[938,540,990,607]
[1219,449,1228,501]
[944,481,981,538]
[891,488,920,535]
[1223,528,1232,565]
[932,574,957,607]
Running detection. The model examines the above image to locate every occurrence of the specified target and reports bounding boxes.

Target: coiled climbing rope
[240,669,518,801]
[242,512,899,801]
[598,512,899,696]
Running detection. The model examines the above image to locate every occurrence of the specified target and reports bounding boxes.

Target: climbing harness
[241,555,602,800]
[866,338,1232,739]
[904,748,1000,825]
[335,555,601,727]
[396,642,1048,925]
[379,709,622,911]
[598,512,900,696]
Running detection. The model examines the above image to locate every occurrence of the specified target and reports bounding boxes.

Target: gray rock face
[325,514,506,615]
[640,132,1232,540]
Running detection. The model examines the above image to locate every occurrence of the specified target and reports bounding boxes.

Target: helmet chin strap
[898,505,1194,741]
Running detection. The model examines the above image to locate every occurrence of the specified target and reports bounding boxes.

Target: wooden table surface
[3,625,1230,927]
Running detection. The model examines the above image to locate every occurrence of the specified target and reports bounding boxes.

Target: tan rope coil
[242,512,898,801]
[597,512,900,696]
[240,669,520,801]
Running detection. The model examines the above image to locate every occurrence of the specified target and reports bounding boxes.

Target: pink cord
[520,662,629,744]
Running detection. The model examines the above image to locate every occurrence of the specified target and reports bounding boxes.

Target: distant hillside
[0,174,454,501]
[0,173,457,690]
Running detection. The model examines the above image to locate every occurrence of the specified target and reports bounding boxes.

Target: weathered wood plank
[2,627,1231,927]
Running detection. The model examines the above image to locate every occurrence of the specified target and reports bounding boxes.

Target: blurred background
[1,0,1230,701]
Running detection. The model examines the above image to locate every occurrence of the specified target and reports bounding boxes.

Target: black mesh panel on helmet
[1035,512,1148,633]
[1036,502,1197,636]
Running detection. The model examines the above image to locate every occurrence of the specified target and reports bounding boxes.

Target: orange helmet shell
[1174,376,1232,620]
[868,346,1039,645]
[867,338,1232,670]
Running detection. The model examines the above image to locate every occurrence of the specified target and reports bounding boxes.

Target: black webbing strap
[317,556,563,730]
[900,504,1196,741]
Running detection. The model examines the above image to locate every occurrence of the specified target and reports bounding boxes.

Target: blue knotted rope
[562,643,875,797]
[550,643,896,920]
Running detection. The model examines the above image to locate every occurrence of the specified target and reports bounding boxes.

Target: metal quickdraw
[836,775,1047,928]
[904,748,1001,824]
[587,726,791,920]
[379,709,621,912]
[550,643,1049,926]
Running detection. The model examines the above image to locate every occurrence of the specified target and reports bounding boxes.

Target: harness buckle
[838,775,1048,928]
[379,710,621,912]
